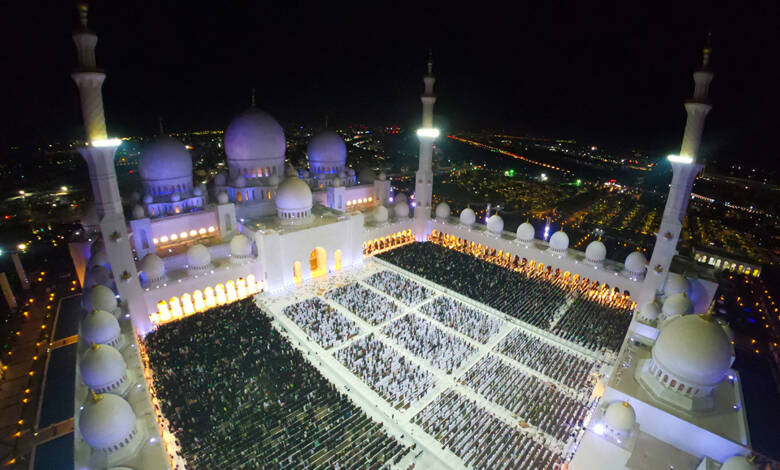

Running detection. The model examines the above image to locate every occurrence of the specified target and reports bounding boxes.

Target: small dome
[224,109,286,168]
[373,205,389,223]
[229,234,252,257]
[89,285,117,313]
[394,192,408,204]
[585,240,607,263]
[142,194,153,204]
[90,240,105,256]
[80,344,126,392]
[603,401,635,434]
[233,175,247,188]
[653,315,733,386]
[638,302,660,322]
[460,208,476,225]
[720,456,755,470]
[378,172,387,181]
[662,292,693,320]
[85,265,112,290]
[138,138,192,183]
[79,393,136,451]
[516,222,535,242]
[331,176,343,187]
[307,131,347,170]
[267,175,281,186]
[358,168,376,184]
[664,273,690,297]
[88,251,110,270]
[82,310,121,346]
[624,251,647,275]
[140,254,165,282]
[549,231,569,252]
[275,177,313,212]
[435,202,450,219]
[131,205,145,219]
[192,187,203,196]
[217,191,229,204]
[186,244,211,269]
[214,172,227,186]
[486,214,504,234]
[338,170,348,179]
[394,202,410,218]
[170,192,181,202]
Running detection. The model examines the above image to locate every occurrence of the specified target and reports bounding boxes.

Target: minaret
[70,3,149,334]
[637,42,713,308]
[413,51,438,236]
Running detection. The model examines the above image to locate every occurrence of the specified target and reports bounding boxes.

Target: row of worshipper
[282,297,360,349]
[325,282,400,326]
[363,270,435,307]
[419,296,504,344]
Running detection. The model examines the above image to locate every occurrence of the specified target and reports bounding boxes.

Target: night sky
[5,1,778,167]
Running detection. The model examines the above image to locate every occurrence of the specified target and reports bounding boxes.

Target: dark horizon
[4,1,778,166]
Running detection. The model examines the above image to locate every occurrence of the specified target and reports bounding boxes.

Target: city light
[91,138,123,147]
[667,154,693,164]
[416,128,440,138]
[17,244,27,251]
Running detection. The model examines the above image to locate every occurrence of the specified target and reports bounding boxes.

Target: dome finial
[426,49,434,76]
[701,32,712,70]
[89,388,103,403]
[90,342,100,350]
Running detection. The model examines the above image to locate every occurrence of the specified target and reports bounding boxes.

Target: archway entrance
[334,249,342,271]
[310,247,327,278]
[293,261,302,284]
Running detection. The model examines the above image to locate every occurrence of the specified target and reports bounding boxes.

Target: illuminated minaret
[70,3,149,333]
[637,42,713,307]
[413,52,438,236]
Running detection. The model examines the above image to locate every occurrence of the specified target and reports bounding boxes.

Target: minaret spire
[636,41,713,310]
[251,87,256,108]
[71,1,107,141]
[413,50,439,236]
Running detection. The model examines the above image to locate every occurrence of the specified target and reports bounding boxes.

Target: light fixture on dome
[667,154,693,164]
[416,128,440,138]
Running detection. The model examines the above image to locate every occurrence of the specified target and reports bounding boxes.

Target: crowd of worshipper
[495,329,603,392]
[143,298,410,469]
[413,389,563,470]
[364,270,435,307]
[460,355,593,444]
[551,298,633,353]
[377,242,632,353]
[325,282,400,326]
[419,296,504,344]
[335,334,436,409]
[282,297,360,350]
[381,313,476,373]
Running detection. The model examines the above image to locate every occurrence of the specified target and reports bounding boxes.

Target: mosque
[64,3,757,470]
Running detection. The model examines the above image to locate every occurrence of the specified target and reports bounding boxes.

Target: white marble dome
[224,109,286,175]
[276,177,313,214]
[373,205,389,223]
[603,401,635,434]
[79,393,137,452]
[89,285,117,313]
[307,131,347,173]
[233,175,247,188]
[394,192,408,204]
[585,240,607,264]
[140,254,165,283]
[516,222,535,242]
[460,208,476,226]
[214,172,227,186]
[661,292,693,321]
[217,191,229,204]
[720,456,755,470]
[268,174,281,186]
[624,251,647,277]
[486,214,504,234]
[186,244,211,271]
[638,301,660,324]
[80,344,127,393]
[394,201,410,218]
[85,265,112,289]
[88,251,110,270]
[138,138,192,187]
[548,231,569,253]
[131,205,145,219]
[652,315,733,389]
[358,168,376,184]
[435,202,450,219]
[664,273,690,297]
[82,310,121,347]
[230,233,252,259]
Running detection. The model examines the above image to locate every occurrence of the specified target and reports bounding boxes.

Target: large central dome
[224,109,286,178]
[138,138,193,195]
[307,131,347,174]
